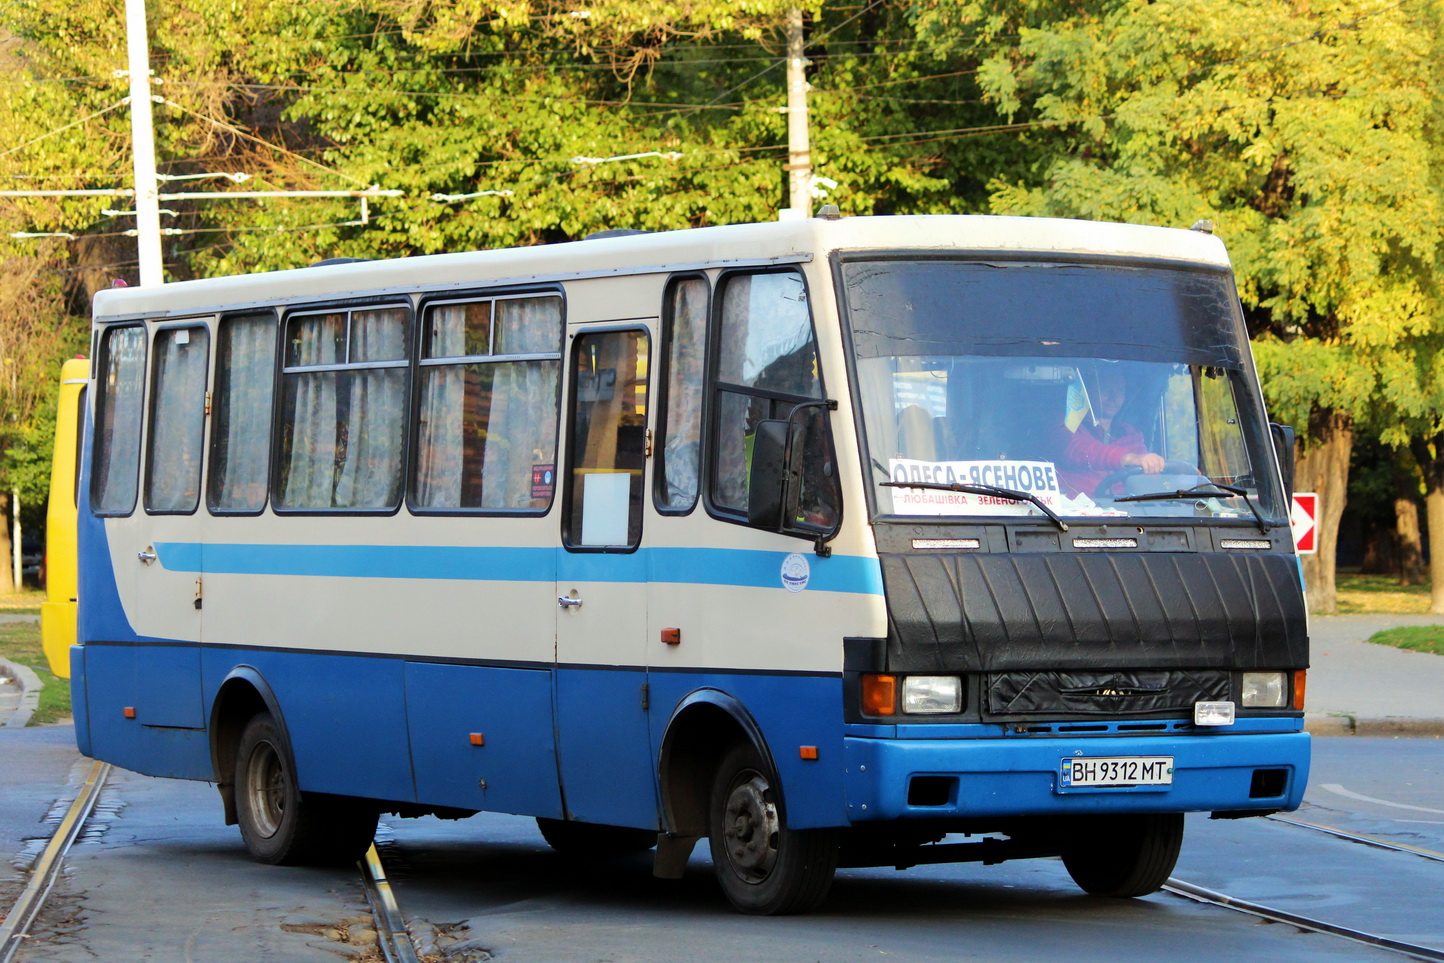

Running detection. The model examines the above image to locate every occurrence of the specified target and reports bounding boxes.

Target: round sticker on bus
[781,553,810,593]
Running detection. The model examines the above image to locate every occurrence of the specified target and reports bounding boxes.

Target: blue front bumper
[843,727,1310,822]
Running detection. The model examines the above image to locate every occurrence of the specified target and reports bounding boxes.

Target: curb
[1305,714,1444,738]
[0,656,42,728]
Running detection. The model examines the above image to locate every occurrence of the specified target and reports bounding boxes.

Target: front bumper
[843,727,1310,822]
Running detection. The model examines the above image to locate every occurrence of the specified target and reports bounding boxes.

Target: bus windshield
[842,257,1285,523]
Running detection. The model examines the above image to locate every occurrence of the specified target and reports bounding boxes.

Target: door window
[564,330,650,550]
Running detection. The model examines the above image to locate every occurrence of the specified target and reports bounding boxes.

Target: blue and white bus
[72,213,1309,914]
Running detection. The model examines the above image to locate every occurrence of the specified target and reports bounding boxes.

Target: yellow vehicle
[41,357,88,678]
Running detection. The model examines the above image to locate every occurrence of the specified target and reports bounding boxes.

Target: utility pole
[783,9,812,219]
[124,0,163,285]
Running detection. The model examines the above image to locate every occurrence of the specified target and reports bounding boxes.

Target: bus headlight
[901,676,962,714]
[1242,671,1288,708]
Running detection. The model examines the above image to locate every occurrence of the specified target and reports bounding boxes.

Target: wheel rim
[244,740,287,839]
[721,769,779,884]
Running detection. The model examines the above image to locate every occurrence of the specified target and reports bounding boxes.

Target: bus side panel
[554,666,658,829]
[649,672,848,831]
[203,649,415,805]
[82,642,212,779]
[405,662,563,818]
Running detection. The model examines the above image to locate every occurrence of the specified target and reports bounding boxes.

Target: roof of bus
[91,214,1231,321]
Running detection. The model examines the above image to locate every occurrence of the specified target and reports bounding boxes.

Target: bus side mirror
[748,419,802,530]
[1270,423,1295,502]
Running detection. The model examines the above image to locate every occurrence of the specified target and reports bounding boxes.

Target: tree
[906,0,1443,612]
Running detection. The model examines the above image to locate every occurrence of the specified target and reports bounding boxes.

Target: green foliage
[907,0,1444,439]
[3,0,1444,549]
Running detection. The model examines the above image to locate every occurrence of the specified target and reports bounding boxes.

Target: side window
[565,329,650,550]
[709,269,839,531]
[413,295,562,511]
[276,305,410,510]
[91,325,146,515]
[655,277,707,513]
[145,325,211,513]
[209,314,277,513]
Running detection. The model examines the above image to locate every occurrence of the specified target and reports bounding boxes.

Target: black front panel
[987,669,1230,715]
[880,549,1308,675]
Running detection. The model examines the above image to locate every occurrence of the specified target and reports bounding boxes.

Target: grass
[1335,571,1434,615]
[0,617,71,725]
[0,588,43,614]
[1365,625,1444,656]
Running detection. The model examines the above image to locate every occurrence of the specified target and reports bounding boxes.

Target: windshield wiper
[1113,483,1270,535]
[881,480,1069,532]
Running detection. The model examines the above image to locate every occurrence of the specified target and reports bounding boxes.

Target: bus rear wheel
[1061,812,1184,897]
[234,712,378,866]
[536,818,656,857]
[707,742,837,915]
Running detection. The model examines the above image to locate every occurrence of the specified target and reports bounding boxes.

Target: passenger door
[132,321,211,728]
[554,325,658,828]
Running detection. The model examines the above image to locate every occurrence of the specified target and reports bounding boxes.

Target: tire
[536,818,657,857]
[234,712,378,866]
[1061,812,1184,897]
[707,742,837,915]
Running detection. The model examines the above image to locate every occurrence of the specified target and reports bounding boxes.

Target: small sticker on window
[532,464,555,500]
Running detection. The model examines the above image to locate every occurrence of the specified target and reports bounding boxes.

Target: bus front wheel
[707,742,837,915]
[1061,812,1184,897]
[234,712,377,866]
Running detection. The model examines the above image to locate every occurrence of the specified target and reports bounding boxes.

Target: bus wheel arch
[209,667,286,827]
[657,689,773,839]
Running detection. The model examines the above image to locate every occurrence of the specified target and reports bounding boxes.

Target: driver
[1057,365,1165,497]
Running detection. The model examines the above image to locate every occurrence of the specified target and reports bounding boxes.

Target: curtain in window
[280,314,342,507]
[661,279,707,510]
[333,308,407,508]
[147,328,209,512]
[211,316,275,511]
[485,360,559,508]
[93,327,146,513]
[415,305,467,508]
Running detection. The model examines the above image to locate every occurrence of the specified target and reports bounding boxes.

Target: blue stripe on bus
[151,542,885,595]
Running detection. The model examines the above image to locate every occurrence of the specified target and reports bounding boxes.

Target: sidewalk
[0,612,42,729]
[1305,613,1444,737]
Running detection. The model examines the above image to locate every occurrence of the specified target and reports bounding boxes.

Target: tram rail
[0,763,424,963]
[1163,811,1444,963]
[6,769,1443,962]
[0,761,110,963]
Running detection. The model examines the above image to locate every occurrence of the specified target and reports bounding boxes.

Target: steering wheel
[1093,465,1142,498]
[1092,461,1205,499]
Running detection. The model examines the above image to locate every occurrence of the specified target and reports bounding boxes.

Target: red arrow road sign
[1291,492,1317,554]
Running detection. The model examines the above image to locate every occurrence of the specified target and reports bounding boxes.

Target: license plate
[1059,756,1174,789]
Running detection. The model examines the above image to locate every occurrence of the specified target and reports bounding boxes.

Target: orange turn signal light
[1293,670,1306,711]
[861,674,897,716]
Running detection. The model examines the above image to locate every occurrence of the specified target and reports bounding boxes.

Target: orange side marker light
[799,746,819,761]
[469,732,485,746]
[661,628,681,645]
[123,707,136,719]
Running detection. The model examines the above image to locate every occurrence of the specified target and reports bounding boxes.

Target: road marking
[1321,783,1444,815]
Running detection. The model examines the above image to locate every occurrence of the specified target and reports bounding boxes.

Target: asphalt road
[2,732,1440,962]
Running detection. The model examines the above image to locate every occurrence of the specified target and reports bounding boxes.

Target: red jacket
[1056,420,1145,496]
